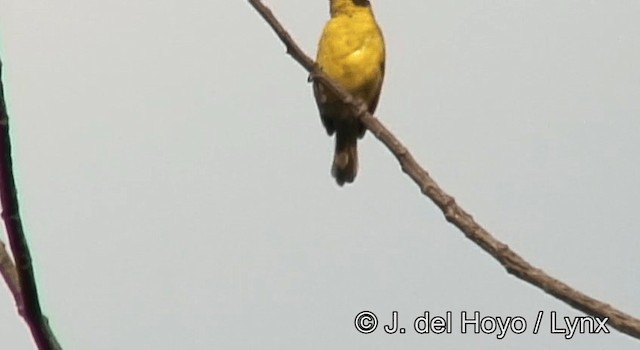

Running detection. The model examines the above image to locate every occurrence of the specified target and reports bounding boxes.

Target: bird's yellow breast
[316,9,385,104]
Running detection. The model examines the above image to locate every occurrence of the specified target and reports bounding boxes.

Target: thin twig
[248,0,640,340]
[0,59,62,349]
[0,239,22,309]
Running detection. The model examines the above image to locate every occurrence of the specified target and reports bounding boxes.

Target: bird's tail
[332,128,358,186]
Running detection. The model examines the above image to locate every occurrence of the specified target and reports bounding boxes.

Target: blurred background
[0,0,638,348]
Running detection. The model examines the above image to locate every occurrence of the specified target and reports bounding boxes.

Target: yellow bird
[314,0,385,186]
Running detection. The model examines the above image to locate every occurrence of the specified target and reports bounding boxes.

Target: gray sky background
[1,0,639,348]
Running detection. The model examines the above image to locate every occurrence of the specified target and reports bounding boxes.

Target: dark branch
[0,58,62,349]
[248,0,640,340]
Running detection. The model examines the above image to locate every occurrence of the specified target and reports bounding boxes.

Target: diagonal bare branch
[0,58,62,349]
[248,0,640,340]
